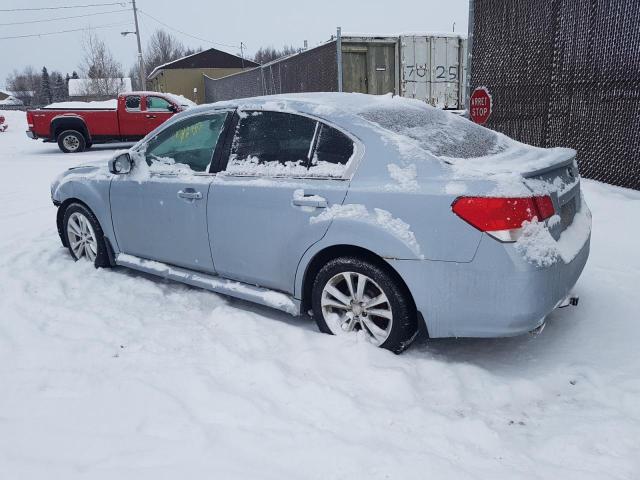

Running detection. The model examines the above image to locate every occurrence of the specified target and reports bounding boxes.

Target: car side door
[207,110,359,294]
[144,95,177,131]
[110,110,231,273]
[118,94,149,139]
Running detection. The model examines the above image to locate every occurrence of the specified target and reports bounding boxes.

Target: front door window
[144,113,228,173]
[147,96,173,112]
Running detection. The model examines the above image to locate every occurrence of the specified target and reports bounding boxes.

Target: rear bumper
[26,130,36,139]
[389,229,591,338]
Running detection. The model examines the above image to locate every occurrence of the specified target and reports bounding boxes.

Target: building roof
[147,48,259,80]
[0,95,24,106]
[68,77,132,96]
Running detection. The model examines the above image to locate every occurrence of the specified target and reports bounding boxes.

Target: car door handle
[145,114,157,119]
[292,192,328,208]
[177,189,203,200]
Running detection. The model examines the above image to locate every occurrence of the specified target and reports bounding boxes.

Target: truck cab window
[125,96,141,111]
[147,96,173,112]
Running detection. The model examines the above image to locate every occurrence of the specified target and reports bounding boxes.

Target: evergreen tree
[71,71,79,79]
[53,73,67,102]
[40,67,52,104]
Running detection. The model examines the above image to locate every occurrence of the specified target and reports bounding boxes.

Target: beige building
[147,48,259,104]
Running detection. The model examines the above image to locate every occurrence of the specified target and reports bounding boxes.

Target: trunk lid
[523,155,581,239]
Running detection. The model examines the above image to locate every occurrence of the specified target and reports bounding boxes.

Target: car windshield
[359,106,505,159]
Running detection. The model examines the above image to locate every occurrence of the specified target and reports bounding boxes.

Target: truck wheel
[57,130,86,153]
[311,256,418,354]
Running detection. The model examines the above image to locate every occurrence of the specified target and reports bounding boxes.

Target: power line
[0,22,132,40]
[0,2,126,12]
[138,9,240,49]
[0,9,127,26]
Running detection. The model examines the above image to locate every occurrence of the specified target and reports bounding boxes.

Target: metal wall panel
[470,0,640,189]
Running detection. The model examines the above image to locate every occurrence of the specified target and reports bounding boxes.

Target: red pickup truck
[26,91,194,153]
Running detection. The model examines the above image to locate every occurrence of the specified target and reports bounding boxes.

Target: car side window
[311,124,354,167]
[147,96,173,112]
[144,113,228,173]
[125,95,141,111]
[226,111,316,176]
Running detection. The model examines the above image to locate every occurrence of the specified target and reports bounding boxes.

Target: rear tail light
[452,195,555,242]
[26,111,34,128]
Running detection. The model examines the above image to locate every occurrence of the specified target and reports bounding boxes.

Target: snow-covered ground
[0,109,638,479]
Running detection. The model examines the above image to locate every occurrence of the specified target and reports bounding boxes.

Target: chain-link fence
[470,0,640,190]
[204,42,338,103]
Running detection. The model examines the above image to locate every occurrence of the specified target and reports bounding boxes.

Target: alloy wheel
[66,212,98,262]
[320,271,393,345]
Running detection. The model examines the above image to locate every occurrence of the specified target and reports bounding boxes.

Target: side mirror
[109,152,133,174]
[169,104,178,113]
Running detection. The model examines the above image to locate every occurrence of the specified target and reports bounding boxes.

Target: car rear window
[312,124,354,166]
[359,106,504,159]
[231,111,316,165]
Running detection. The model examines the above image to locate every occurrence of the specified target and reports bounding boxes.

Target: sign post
[469,87,492,124]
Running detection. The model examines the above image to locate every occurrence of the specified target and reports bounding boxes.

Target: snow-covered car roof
[191,92,575,176]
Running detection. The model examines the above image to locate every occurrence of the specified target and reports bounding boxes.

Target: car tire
[62,203,110,268]
[311,256,418,354]
[57,130,86,153]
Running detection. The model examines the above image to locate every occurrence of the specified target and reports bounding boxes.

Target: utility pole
[131,0,146,89]
[240,42,245,68]
[336,26,343,92]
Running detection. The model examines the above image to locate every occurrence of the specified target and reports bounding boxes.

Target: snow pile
[225,155,345,178]
[43,99,117,109]
[163,92,196,108]
[444,182,468,195]
[385,163,419,191]
[310,204,423,257]
[515,201,592,267]
[514,221,561,267]
[147,156,195,175]
[1,109,639,479]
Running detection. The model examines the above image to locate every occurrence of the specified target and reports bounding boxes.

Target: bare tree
[5,66,42,106]
[79,32,124,96]
[145,30,186,74]
[252,45,300,65]
[130,29,199,90]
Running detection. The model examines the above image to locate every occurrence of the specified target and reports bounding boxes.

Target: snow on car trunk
[0,109,639,478]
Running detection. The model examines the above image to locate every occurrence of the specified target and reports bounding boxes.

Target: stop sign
[469,87,492,124]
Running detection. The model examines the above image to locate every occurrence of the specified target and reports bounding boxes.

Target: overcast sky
[0,0,469,89]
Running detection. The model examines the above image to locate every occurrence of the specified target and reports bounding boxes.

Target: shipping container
[204,33,467,109]
[399,34,467,109]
